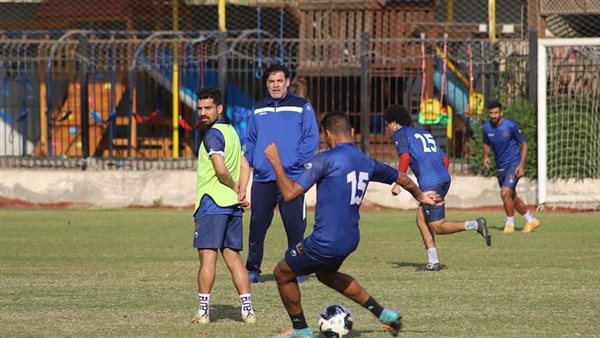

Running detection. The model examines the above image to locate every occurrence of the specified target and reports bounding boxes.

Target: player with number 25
[384,105,491,272]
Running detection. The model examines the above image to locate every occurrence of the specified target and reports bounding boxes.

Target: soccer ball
[318,304,353,337]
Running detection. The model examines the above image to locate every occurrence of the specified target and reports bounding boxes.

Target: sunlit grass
[1,209,599,337]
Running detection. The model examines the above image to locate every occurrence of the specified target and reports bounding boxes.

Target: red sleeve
[443,155,450,169]
[397,153,410,173]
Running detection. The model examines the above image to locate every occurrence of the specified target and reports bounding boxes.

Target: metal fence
[0,1,529,36]
[2,1,597,38]
[1,31,531,172]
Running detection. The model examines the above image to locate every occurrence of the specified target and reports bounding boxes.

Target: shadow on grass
[260,273,276,282]
[209,304,245,323]
[391,261,447,272]
[348,329,382,337]
[256,273,312,284]
[488,224,524,231]
[349,328,440,336]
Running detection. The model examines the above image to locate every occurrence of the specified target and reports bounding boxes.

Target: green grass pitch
[1,209,599,337]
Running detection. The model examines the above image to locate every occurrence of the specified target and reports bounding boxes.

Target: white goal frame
[537,37,600,208]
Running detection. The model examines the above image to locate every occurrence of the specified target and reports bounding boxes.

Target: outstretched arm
[264,143,306,201]
[395,172,443,206]
[391,152,410,196]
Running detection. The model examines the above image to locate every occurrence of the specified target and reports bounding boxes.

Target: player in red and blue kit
[265,112,443,338]
[483,100,540,233]
[384,105,490,271]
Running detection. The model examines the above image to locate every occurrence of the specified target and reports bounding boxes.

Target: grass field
[1,208,599,337]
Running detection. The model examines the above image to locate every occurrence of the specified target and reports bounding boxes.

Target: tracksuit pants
[245,181,307,274]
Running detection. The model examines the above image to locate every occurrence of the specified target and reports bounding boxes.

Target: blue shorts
[193,214,243,250]
[496,166,519,190]
[284,240,348,276]
[421,181,450,223]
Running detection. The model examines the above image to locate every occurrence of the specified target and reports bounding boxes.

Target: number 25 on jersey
[414,133,437,153]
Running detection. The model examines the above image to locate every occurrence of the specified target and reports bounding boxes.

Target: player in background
[384,105,491,271]
[266,112,443,338]
[244,63,319,284]
[191,88,256,325]
[483,100,540,233]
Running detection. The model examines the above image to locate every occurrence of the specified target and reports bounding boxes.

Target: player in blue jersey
[483,100,540,233]
[384,105,490,271]
[244,64,320,284]
[191,88,256,325]
[265,112,443,338]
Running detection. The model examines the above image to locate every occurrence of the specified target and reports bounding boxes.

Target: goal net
[537,38,600,210]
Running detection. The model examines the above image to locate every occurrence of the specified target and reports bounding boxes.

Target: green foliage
[469,97,538,178]
[2,209,600,337]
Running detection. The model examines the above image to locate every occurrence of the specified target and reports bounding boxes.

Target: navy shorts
[496,166,519,190]
[421,181,450,223]
[193,214,243,250]
[284,240,348,276]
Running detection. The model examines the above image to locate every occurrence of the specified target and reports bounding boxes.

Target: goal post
[537,37,600,209]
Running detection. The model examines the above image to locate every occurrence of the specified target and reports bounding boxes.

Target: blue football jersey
[391,127,450,189]
[483,118,526,170]
[296,143,398,257]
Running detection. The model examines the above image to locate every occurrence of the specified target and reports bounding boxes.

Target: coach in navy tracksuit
[244,64,319,283]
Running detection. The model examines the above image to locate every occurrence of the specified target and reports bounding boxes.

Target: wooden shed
[296,0,437,76]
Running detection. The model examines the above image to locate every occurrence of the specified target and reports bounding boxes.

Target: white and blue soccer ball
[318,304,353,337]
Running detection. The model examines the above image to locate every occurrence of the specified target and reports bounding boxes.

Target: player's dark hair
[487,100,502,110]
[265,64,290,79]
[196,87,222,106]
[383,105,412,127]
[321,111,352,134]
[196,87,230,125]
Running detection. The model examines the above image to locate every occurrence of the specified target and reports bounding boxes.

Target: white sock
[464,220,478,230]
[427,248,439,264]
[239,293,254,315]
[506,216,515,226]
[524,211,536,223]
[198,293,210,315]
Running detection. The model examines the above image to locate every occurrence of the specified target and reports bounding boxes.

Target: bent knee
[500,187,514,199]
[428,220,444,233]
[273,265,282,280]
[315,271,328,283]
[315,271,337,287]
[273,262,296,284]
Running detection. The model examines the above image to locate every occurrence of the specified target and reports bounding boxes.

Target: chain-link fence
[0,32,530,167]
[1,0,598,171]
[1,1,598,38]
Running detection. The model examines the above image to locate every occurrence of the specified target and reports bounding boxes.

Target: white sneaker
[503,224,515,233]
[242,311,256,324]
[192,312,209,324]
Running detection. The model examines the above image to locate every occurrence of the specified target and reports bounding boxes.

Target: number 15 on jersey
[347,171,369,206]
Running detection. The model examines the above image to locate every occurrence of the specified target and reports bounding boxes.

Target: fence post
[78,34,90,158]
[360,31,369,154]
[218,31,227,101]
[486,42,495,101]
[527,0,539,106]
[19,61,28,156]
